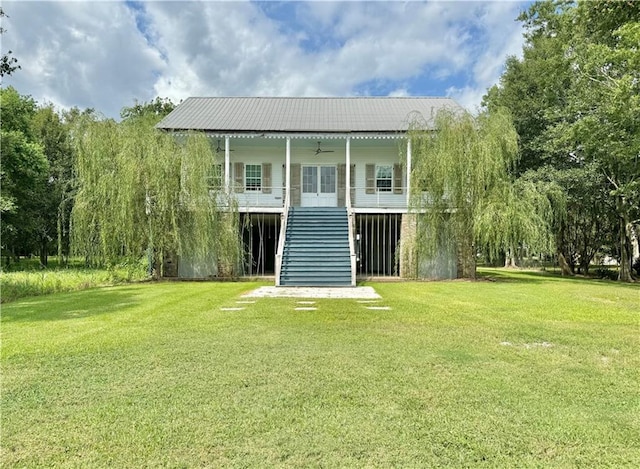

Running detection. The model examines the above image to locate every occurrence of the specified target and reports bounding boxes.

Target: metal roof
[156,97,463,133]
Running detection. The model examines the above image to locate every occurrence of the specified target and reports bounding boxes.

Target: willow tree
[71,114,239,277]
[409,108,557,279]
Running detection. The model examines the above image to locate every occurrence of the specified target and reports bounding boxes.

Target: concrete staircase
[279,207,352,286]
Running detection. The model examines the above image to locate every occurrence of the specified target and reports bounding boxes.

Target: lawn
[1,270,638,467]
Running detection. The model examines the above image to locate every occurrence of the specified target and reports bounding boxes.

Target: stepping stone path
[295,300,317,311]
[220,288,391,313]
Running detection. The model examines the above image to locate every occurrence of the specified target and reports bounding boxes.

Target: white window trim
[245,164,262,192]
[375,164,393,192]
[208,163,223,189]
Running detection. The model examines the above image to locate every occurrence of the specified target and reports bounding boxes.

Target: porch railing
[350,186,408,209]
[210,186,286,210]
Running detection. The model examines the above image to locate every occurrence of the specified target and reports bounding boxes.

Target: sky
[0,0,531,119]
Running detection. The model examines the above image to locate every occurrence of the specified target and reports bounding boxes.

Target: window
[245,164,262,191]
[376,165,392,192]
[208,163,223,188]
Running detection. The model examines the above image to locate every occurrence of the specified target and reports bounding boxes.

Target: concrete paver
[242,286,381,299]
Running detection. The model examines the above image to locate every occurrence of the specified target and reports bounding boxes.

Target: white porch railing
[210,186,286,210]
[350,187,408,209]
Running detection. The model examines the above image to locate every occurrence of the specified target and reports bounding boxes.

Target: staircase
[279,207,352,286]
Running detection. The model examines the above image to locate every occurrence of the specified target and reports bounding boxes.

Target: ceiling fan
[312,141,334,155]
[215,139,234,153]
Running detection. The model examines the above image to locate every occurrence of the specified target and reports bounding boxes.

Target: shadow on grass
[477,268,640,289]
[1,286,142,323]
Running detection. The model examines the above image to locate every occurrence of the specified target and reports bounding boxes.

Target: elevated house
[156,97,464,285]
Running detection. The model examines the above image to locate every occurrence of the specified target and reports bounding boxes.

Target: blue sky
[1,1,531,118]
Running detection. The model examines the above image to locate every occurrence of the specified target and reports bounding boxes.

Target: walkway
[241,286,381,299]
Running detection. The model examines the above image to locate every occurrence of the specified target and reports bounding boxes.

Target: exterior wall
[350,140,407,209]
[226,142,286,209]
[178,253,218,279]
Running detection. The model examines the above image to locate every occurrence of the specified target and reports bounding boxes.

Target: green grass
[2,270,638,467]
[0,262,148,303]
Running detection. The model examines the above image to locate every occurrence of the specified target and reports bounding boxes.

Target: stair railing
[275,187,290,286]
[346,185,357,287]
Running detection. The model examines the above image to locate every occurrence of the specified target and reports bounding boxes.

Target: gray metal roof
[156,97,463,133]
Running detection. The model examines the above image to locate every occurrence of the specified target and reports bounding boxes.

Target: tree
[483,0,640,281]
[566,5,640,281]
[408,108,555,279]
[31,105,76,265]
[0,7,21,77]
[120,97,176,123]
[71,114,239,278]
[0,88,48,265]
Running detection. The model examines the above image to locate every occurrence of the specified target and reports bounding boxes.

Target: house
[156,97,464,285]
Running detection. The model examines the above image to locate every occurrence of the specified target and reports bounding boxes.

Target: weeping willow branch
[70,115,239,277]
[408,108,557,278]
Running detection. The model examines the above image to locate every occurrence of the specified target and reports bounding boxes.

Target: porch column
[406,138,412,206]
[345,136,351,208]
[285,137,291,207]
[224,136,230,192]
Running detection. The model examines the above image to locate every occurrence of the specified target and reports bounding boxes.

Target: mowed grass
[1,270,638,468]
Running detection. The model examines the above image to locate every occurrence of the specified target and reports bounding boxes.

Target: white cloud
[1,0,529,117]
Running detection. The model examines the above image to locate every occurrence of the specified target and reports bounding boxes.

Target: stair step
[284,243,349,247]
[280,280,351,286]
[279,207,352,286]
[282,263,350,271]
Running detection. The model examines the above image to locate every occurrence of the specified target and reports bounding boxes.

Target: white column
[285,137,291,207]
[224,136,230,191]
[406,138,412,206]
[345,136,351,208]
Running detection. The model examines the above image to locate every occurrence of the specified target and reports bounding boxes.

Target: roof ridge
[186,96,451,100]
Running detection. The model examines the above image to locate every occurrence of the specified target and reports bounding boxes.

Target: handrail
[347,209,357,287]
[275,191,290,287]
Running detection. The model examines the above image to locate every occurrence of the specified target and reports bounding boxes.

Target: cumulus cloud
[1,0,528,117]
[1,0,165,117]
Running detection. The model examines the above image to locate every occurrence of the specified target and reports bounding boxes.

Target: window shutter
[350,164,356,205]
[337,164,346,207]
[234,162,244,193]
[366,164,375,194]
[290,164,301,206]
[262,163,272,194]
[393,164,403,194]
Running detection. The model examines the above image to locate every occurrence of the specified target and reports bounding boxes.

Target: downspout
[275,137,291,286]
[346,136,357,286]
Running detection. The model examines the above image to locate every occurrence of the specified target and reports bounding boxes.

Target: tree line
[480,0,639,281]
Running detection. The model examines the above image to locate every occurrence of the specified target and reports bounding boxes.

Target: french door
[301,165,337,207]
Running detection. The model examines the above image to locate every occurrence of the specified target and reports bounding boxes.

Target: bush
[594,267,618,281]
[633,257,640,277]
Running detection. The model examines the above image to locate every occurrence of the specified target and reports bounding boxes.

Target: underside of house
[156,97,464,285]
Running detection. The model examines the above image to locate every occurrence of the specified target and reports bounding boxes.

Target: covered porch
[213,134,413,212]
